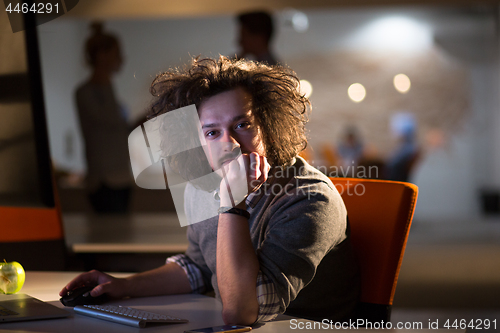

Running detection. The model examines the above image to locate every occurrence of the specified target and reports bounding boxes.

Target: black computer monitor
[0,10,65,270]
[0,11,55,208]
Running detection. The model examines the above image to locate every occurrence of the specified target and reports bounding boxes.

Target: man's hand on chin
[219,152,271,207]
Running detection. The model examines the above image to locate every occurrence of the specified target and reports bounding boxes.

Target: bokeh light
[299,79,313,98]
[348,16,432,53]
[394,73,411,93]
[348,83,366,103]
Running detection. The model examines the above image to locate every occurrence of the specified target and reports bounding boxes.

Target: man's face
[198,87,265,172]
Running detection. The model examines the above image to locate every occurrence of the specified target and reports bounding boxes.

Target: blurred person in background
[385,113,420,182]
[236,11,279,66]
[336,125,364,177]
[75,22,133,214]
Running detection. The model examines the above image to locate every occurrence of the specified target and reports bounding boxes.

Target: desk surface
[1,272,464,333]
[64,213,189,254]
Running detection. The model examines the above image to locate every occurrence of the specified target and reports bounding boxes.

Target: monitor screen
[0,12,55,208]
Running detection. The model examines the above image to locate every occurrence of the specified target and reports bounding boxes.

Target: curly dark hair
[148,56,310,169]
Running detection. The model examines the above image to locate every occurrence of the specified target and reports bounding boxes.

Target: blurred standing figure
[337,126,364,177]
[385,113,420,182]
[76,22,132,214]
[237,11,278,66]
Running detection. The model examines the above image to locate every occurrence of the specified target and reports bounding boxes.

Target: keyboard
[74,304,189,328]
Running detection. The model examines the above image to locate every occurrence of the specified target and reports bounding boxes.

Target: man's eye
[205,130,217,137]
[236,122,250,129]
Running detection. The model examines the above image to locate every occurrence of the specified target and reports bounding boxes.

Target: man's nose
[221,131,240,151]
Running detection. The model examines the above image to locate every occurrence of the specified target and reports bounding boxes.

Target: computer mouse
[60,285,108,307]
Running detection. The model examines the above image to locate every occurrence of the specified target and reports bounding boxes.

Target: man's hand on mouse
[219,152,270,208]
[59,270,129,299]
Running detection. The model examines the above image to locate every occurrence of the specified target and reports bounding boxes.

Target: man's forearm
[217,212,260,325]
[124,262,192,298]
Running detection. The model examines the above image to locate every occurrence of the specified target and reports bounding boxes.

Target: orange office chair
[0,182,67,271]
[0,206,66,271]
[329,177,418,323]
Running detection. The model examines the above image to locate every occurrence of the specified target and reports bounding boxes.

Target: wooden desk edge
[72,243,188,253]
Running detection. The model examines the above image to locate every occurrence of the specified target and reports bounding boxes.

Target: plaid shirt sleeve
[255,270,280,323]
[168,255,279,322]
[166,254,206,294]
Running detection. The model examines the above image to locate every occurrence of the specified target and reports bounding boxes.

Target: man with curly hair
[61,57,360,326]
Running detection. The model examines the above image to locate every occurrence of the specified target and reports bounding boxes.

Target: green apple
[0,260,25,294]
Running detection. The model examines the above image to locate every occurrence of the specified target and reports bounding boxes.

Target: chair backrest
[329,177,418,321]
[0,185,66,271]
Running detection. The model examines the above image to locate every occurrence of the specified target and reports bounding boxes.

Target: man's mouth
[220,158,235,168]
[218,154,241,169]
